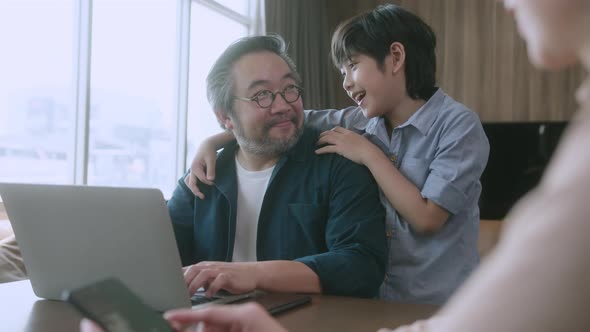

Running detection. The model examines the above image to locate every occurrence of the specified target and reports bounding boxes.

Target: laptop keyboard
[190,294,217,305]
[190,289,234,305]
[190,290,260,306]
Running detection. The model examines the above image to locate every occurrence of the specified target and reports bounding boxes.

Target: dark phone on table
[234,292,312,315]
[62,277,173,332]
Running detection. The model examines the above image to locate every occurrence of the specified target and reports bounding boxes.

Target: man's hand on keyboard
[183,261,259,298]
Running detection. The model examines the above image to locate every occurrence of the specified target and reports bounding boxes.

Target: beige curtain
[387,0,585,121]
[266,0,336,110]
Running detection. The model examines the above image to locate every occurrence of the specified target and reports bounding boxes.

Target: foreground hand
[380,316,445,332]
[80,319,103,332]
[184,141,218,200]
[315,126,379,165]
[183,262,259,297]
[165,302,288,332]
[80,302,287,332]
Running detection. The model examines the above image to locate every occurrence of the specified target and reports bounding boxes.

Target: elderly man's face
[220,51,304,157]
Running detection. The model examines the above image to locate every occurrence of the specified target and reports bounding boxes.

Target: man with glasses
[167,35,387,298]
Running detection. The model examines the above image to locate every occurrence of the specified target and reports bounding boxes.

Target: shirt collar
[365,88,445,136]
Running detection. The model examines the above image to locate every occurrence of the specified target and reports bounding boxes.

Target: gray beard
[233,120,303,158]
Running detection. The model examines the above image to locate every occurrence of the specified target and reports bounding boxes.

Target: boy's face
[340,53,405,119]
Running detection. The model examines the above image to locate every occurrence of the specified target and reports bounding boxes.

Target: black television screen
[479,121,568,220]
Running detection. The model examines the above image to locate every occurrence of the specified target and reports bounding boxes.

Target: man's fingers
[183,265,199,284]
[205,273,232,297]
[184,265,206,294]
[188,269,219,296]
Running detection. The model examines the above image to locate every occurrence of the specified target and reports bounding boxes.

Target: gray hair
[206,34,301,128]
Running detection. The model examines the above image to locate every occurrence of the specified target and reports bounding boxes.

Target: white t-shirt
[231,156,274,262]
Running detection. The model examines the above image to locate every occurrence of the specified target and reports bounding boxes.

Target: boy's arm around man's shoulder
[295,155,388,298]
[304,107,369,133]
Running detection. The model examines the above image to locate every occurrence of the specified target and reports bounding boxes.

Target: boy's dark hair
[331,4,437,100]
[206,34,301,125]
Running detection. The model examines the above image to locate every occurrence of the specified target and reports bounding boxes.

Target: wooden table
[1,280,439,331]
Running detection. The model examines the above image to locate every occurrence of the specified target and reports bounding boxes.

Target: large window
[186,1,250,169]
[0,0,260,198]
[89,0,178,195]
[0,0,75,184]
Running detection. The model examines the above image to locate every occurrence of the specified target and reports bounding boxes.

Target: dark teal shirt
[167,128,387,298]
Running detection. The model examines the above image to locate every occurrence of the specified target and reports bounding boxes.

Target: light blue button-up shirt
[306,88,490,304]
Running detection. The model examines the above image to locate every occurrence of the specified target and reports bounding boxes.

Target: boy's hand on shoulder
[315,126,380,165]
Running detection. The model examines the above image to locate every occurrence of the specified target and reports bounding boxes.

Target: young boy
[187,4,489,305]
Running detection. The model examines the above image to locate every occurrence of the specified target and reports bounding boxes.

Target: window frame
[0,0,259,206]
[66,0,258,191]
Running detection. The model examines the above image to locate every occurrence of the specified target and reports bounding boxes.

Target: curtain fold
[265,0,336,110]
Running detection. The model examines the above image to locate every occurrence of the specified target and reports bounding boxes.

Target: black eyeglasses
[234,85,303,108]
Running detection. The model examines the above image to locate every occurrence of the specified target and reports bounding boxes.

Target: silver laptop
[0,183,256,312]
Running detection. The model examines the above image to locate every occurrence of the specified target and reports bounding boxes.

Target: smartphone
[62,277,174,332]
[232,292,312,315]
[255,293,311,315]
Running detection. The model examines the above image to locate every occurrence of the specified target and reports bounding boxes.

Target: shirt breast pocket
[400,157,432,188]
[286,203,327,254]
